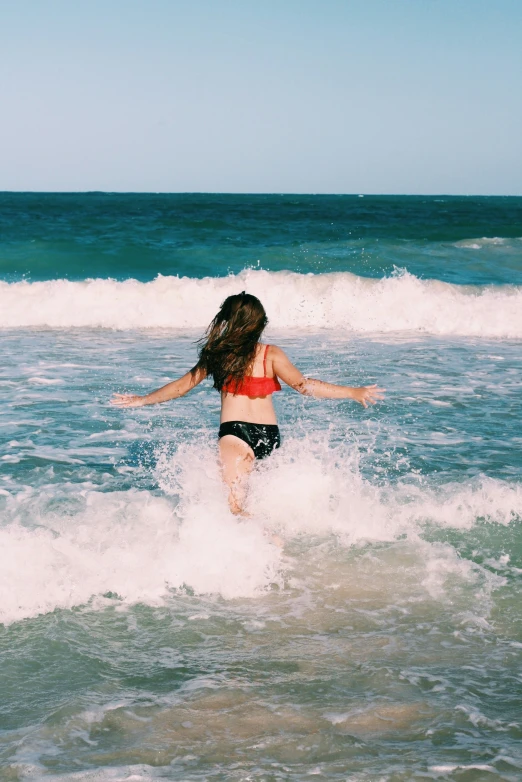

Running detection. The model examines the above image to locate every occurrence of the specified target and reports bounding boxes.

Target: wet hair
[195,292,268,391]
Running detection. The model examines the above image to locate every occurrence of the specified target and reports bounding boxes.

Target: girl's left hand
[351,385,386,408]
[110,393,145,407]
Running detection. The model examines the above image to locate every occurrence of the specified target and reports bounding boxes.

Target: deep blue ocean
[1,194,521,781]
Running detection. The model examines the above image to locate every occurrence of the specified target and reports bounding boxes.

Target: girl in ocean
[111,292,384,515]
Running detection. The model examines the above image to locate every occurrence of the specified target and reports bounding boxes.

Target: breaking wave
[1,269,522,336]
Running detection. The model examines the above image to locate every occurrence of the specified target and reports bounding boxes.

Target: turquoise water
[2,193,522,285]
[1,195,522,780]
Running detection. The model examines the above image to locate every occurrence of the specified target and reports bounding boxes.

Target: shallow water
[1,195,521,780]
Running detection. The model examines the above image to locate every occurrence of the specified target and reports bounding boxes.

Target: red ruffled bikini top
[222,344,282,397]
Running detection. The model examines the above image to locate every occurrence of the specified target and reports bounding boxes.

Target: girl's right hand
[110,393,146,407]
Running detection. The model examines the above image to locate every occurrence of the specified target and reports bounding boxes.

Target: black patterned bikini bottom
[218,420,281,460]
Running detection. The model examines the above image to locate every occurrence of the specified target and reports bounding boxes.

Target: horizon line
[1,190,522,198]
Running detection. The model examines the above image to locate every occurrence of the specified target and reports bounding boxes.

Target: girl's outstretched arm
[271,346,385,408]
[111,365,207,407]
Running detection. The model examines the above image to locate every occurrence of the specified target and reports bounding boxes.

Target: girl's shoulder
[259,342,281,352]
[263,343,284,357]
[259,343,280,361]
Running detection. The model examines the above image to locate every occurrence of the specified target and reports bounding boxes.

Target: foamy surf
[1,440,519,625]
[0,485,282,625]
[2,269,522,336]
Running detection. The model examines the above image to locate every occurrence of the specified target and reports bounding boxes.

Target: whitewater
[2,269,522,335]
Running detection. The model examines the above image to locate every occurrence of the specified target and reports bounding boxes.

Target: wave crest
[1,269,522,336]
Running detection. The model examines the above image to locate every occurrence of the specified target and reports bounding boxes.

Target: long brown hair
[196,292,268,391]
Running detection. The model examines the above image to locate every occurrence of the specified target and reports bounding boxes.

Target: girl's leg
[218,435,255,515]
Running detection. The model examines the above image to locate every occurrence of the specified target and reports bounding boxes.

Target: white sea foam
[27,376,65,385]
[454,236,522,250]
[1,269,522,336]
[0,485,282,625]
[0,439,518,625]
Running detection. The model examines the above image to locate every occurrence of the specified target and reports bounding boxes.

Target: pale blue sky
[1,0,521,193]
